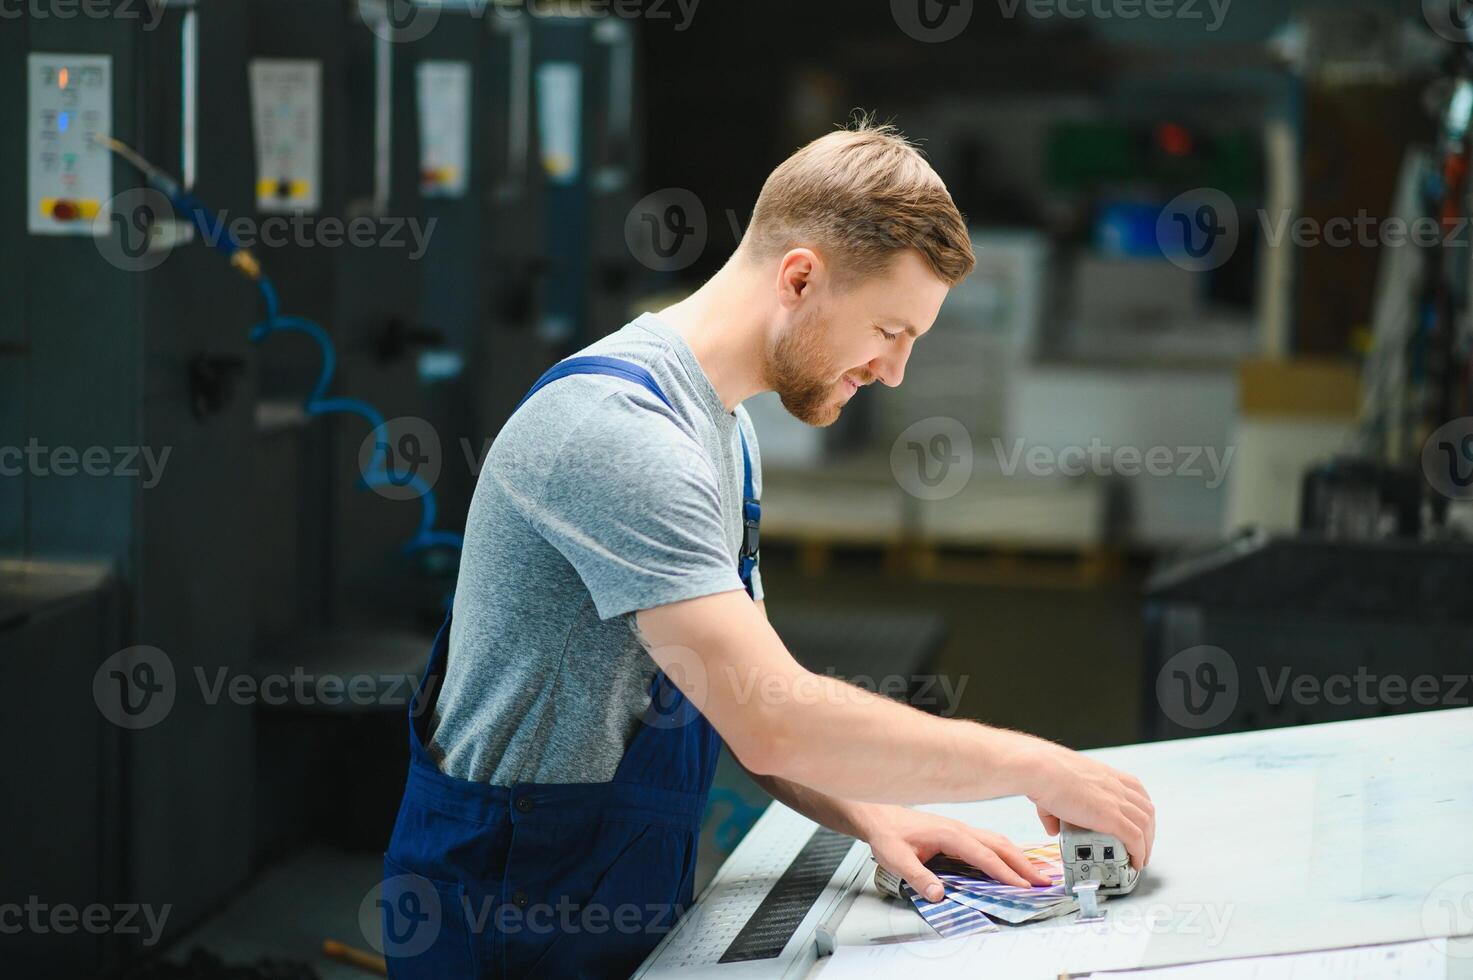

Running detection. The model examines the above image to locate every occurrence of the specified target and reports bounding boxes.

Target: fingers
[889,851,945,903]
[1106,803,1150,871]
[976,833,1052,887]
[941,832,1031,888]
[1115,777,1155,867]
[1115,769,1155,862]
[1036,804,1060,836]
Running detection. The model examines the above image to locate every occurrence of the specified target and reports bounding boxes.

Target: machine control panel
[415,60,471,199]
[27,53,112,237]
[249,58,322,213]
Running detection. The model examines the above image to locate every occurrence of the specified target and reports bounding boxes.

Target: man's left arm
[745,601,1049,900]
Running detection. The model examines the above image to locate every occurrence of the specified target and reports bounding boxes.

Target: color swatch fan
[874,842,1080,937]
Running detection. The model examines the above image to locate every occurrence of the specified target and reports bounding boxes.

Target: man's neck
[655,262,772,414]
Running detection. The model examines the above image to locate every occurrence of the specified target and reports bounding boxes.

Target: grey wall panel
[23,13,142,569]
[1,563,123,977]
[0,13,25,352]
[0,361,24,555]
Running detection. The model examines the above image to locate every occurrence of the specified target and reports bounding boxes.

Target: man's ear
[776,248,821,309]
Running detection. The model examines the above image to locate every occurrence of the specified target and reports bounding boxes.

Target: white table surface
[817,706,1473,975]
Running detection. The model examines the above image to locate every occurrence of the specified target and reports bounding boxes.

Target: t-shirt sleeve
[528,393,746,620]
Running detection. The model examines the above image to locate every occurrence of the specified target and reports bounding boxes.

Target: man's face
[766,249,950,427]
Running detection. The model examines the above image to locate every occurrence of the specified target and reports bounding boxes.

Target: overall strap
[514,355,674,413]
[737,428,760,596]
[518,355,759,598]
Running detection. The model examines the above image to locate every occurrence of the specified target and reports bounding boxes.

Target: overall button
[512,891,529,908]
[514,796,534,814]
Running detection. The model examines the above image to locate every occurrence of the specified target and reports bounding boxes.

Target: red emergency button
[40,197,100,221]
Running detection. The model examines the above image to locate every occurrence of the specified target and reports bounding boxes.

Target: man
[383,121,1155,978]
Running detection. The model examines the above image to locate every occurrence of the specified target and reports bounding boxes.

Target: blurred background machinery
[5,1,1473,976]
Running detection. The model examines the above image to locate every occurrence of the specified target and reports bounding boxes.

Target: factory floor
[150,552,1148,977]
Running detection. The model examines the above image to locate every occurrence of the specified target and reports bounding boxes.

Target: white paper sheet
[817,920,1153,979]
[1081,939,1446,979]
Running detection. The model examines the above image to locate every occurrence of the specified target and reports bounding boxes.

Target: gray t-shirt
[428,313,765,785]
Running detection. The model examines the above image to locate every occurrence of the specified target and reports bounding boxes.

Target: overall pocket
[381,855,482,979]
[501,819,694,980]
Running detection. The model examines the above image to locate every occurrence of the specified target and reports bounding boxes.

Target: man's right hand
[1022,742,1155,869]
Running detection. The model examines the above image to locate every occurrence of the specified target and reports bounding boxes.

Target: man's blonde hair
[741,118,975,287]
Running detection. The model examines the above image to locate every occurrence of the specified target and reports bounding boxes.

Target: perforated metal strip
[718,827,853,963]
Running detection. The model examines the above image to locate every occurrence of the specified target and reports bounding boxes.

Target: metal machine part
[1060,821,1141,898]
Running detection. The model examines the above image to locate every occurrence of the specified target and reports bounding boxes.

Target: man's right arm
[635,590,1155,867]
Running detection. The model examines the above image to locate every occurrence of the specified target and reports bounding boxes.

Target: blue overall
[382,357,760,979]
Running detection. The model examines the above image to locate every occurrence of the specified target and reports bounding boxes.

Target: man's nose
[869,346,910,388]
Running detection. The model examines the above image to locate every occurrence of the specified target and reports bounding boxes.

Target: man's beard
[766,309,847,427]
